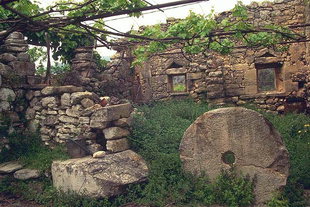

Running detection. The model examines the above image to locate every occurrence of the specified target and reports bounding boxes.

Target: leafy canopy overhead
[0,0,304,64]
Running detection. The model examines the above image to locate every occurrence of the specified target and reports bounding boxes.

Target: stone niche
[26,85,134,154]
[179,107,289,206]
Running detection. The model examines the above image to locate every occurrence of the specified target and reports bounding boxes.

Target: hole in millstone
[221,151,236,165]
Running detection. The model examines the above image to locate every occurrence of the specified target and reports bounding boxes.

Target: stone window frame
[255,62,283,93]
[166,68,189,95]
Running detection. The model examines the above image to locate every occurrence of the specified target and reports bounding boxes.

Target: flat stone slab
[0,161,23,174]
[41,85,84,96]
[179,107,289,206]
[90,103,133,127]
[52,150,148,198]
[14,169,40,180]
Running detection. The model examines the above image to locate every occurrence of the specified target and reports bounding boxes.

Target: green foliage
[268,193,289,207]
[131,2,295,65]
[213,169,255,207]
[0,131,69,171]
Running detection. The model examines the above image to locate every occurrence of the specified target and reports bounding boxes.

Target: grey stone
[179,107,289,206]
[103,127,130,140]
[90,103,133,123]
[82,104,102,116]
[106,138,130,153]
[0,161,23,174]
[71,91,100,105]
[113,117,133,127]
[0,63,10,76]
[8,61,35,76]
[92,151,106,158]
[61,93,71,107]
[42,85,83,96]
[59,116,78,124]
[41,97,56,108]
[17,53,30,61]
[0,101,10,111]
[0,53,17,63]
[81,98,95,108]
[0,88,16,102]
[43,115,58,126]
[14,169,40,180]
[25,108,36,119]
[52,150,148,198]
[65,105,82,117]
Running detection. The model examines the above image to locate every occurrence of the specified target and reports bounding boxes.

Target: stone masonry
[0,32,36,151]
[26,85,134,154]
[109,0,310,113]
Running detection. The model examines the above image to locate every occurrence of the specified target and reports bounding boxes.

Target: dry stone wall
[26,85,134,154]
[0,32,36,151]
[111,0,310,113]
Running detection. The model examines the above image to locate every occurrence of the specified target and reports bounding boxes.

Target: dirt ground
[0,193,44,207]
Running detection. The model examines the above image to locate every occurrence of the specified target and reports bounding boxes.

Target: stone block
[187,72,202,80]
[42,85,83,96]
[0,88,16,102]
[14,169,40,180]
[41,97,56,108]
[0,161,23,174]
[90,103,133,123]
[106,138,130,153]
[59,116,78,124]
[71,91,100,104]
[8,61,35,76]
[81,98,95,108]
[103,127,130,140]
[52,150,148,198]
[113,117,133,127]
[0,53,17,63]
[166,68,187,74]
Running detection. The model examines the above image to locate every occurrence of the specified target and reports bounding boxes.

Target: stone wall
[26,85,133,154]
[111,0,310,113]
[0,32,36,150]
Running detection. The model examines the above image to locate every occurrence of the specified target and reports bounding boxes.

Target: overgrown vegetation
[0,100,309,207]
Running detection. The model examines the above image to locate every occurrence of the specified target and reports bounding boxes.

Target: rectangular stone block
[187,72,202,80]
[90,103,133,123]
[106,138,130,153]
[166,68,187,75]
[103,127,130,140]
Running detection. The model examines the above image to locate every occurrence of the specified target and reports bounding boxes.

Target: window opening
[170,74,187,92]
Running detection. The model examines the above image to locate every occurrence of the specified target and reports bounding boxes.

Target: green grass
[0,131,69,171]
[0,99,309,207]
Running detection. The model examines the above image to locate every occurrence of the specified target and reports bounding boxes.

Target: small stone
[0,161,23,174]
[0,101,10,112]
[59,116,78,124]
[81,98,95,108]
[43,115,58,126]
[0,88,16,102]
[14,169,40,180]
[41,97,56,108]
[60,93,71,107]
[65,105,82,117]
[79,117,90,124]
[103,127,130,140]
[92,151,106,158]
[277,105,285,112]
[25,107,35,120]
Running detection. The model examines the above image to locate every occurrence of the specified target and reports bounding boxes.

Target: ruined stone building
[101,0,310,113]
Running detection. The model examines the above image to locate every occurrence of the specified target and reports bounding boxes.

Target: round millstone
[179,107,289,206]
